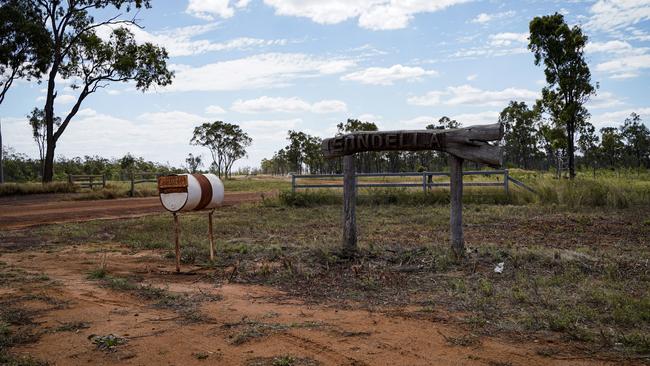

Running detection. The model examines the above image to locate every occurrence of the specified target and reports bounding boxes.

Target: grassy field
[6,198,648,360]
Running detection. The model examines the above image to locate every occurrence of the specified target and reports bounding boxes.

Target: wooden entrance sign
[321,123,504,257]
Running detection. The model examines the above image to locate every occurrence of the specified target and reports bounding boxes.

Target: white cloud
[471,10,515,24]
[466,74,477,81]
[186,0,250,20]
[587,91,625,109]
[407,85,538,107]
[585,40,647,55]
[357,113,382,122]
[586,0,650,32]
[166,53,356,92]
[37,94,76,104]
[400,111,500,127]
[231,96,347,114]
[596,54,650,78]
[205,105,227,114]
[591,107,650,129]
[262,0,471,30]
[488,32,528,47]
[341,64,438,85]
[96,22,287,57]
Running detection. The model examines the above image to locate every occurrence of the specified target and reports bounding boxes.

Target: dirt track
[0,192,266,230]
[0,245,609,366]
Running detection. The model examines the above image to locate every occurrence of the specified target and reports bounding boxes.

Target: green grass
[15,185,650,358]
[0,182,77,196]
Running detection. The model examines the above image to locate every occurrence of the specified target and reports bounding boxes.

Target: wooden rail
[68,174,106,189]
[129,172,163,197]
[291,170,536,194]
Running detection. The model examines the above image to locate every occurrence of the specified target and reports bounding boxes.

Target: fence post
[449,155,464,258]
[130,173,135,197]
[68,174,73,185]
[291,174,296,193]
[422,172,427,193]
[504,169,509,196]
[342,155,357,255]
[89,175,94,190]
[102,174,106,189]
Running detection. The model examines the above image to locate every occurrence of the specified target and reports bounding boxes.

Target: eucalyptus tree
[27,107,60,177]
[191,121,251,178]
[529,13,596,179]
[0,0,51,105]
[20,0,174,182]
[620,113,650,170]
[498,101,543,169]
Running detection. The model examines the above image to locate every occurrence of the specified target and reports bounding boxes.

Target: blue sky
[2,0,650,170]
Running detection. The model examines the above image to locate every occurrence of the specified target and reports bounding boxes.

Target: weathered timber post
[291,174,296,193]
[208,210,215,261]
[342,155,357,254]
[102,174,106,189]
[173,213,181,273]
[130,173,135,197]
[449,155,464,258]
[503,169,509,196]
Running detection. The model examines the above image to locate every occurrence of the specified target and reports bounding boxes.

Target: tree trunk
[0,118,4,183]
[42,61,59,183]
[567,124,575,179]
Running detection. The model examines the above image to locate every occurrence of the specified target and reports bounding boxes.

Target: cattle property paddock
[2,197,650,365]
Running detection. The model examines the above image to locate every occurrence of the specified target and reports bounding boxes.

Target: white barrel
[158,173,224,212]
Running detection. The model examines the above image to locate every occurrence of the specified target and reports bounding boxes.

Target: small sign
[158,175,188,194]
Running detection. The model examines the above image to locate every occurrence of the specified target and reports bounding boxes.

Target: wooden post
[449,155,464,258]
[89,175,94,190]
[208,210,215,261]
[102,174,106,189]
[422,172,427,193]
[504,169,509,196]
[173,213,181,273]
[130,173,135,197]
[291,174,296,193]
[342,155,357,254]
[68,174,73,185]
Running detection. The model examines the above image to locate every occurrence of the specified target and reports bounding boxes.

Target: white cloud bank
[231,96,347,114]
[586,0,650,32]
[407,85,538,107]
[166,53,356,92]
[96,22,287,57]
[341,64,438,85]
[186,0,250,20]
[262,0,471,30]
[471,11,515,24]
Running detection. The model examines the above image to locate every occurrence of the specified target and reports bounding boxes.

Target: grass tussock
[0,182,76,197]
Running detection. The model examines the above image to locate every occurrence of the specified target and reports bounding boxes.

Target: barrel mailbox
[158,173,224,212]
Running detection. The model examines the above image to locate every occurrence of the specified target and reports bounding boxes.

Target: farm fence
[291,170,535,194]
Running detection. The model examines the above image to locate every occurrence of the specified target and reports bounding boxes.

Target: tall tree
[26,0,173,182]
[498,101,542,169]
[27,107,60,177]
[191,121,251,178]
[185,153,203,174]
[577,122,600,176]
[529,13,596,179]
[0,0,51,105]
[600,127,624,170]
[620,113,650,170]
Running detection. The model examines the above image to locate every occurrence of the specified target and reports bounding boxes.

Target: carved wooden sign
[157,175,188,194]
[322,123,504,167]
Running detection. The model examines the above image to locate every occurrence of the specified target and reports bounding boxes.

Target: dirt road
[0,245,610,366]
[0,192,266,230]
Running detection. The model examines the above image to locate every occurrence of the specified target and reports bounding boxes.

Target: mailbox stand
[173,213,181,272]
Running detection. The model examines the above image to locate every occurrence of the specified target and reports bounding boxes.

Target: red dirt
[0,192,267,230]
[0,245,618,366]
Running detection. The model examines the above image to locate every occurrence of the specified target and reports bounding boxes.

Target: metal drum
[158,174,224,212]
